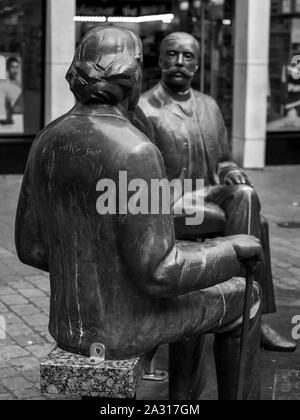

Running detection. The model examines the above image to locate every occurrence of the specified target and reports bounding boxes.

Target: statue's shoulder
[139,84,163,115]
[192,89,220,112]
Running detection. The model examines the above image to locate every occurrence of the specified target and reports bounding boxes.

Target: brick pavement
[0,167,299,400]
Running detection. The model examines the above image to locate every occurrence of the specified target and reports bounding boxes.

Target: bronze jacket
[138,83,239,186]
[15,103,241,359]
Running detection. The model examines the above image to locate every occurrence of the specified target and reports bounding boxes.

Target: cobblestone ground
[0,167,299,400]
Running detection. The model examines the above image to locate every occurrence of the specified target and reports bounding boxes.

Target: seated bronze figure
[137,32,296,353]
[15,27,263,400]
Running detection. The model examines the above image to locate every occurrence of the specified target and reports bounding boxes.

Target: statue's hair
[160,32,200,58]
[66,27,142,105]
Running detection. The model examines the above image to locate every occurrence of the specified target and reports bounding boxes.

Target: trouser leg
[207,185,276,314]
[169,336,206,401]
[214,304,262,400]
[168,279,261,401]
[206,184,261,237]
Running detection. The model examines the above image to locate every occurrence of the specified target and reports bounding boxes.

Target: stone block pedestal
[40,347,146,399]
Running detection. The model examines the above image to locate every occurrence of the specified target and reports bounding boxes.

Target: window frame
[0,0,46,144]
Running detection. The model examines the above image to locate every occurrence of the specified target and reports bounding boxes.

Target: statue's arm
[212,99,252,185]
[118,142,241,298]
[15,159,49,272]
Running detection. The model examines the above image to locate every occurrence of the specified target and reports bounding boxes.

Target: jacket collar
[152,82,196,119]
[71,103,129,121]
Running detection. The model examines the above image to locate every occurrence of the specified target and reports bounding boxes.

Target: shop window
[76,0,235,133]
[0,0,45,139]
[268,0,300,132]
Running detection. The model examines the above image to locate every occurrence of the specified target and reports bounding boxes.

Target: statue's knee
[234,185,261,211]
[235,184,257,200]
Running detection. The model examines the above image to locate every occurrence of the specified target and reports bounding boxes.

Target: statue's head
[66,27,143,110]
[159,32,200,93]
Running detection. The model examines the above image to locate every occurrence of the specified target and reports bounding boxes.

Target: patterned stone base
[273,369,300,400]
[40,347,146,399]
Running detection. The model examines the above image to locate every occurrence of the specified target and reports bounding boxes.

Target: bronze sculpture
[15,27,263,400]
[138,32,296,353]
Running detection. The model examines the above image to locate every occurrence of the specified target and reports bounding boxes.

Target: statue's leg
[257,216,276,314]
[206,184,261,237]
[207,185,296,352]
[169,335,206,401]
[166,278,261,401]
[214,304,262,400]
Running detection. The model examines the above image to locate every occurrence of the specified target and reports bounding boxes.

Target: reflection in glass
[0,0,44,136]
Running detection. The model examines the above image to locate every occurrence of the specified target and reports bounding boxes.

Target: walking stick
[236,264,255,400]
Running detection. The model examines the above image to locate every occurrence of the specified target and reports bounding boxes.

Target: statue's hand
[225,235,264,269]
[225,170,252,187]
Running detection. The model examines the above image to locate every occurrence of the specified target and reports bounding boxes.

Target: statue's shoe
[261,323,297,353]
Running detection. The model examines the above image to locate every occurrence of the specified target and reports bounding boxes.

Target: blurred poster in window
[0,54,24,134]
[282,0,292,14]
[268,63,300,132]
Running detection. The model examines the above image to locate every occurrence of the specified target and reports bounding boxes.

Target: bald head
[159,32,200,93]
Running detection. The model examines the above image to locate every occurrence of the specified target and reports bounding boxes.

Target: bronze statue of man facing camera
[138,32,296,354]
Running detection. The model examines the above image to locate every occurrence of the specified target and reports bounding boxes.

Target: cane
[236,263,255,400]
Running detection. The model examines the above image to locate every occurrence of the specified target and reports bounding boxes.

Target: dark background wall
[0,142,31,174]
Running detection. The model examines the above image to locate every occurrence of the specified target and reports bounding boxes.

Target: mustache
[162,67,195,78]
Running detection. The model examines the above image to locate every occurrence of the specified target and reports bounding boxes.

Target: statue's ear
[159,55,163,69]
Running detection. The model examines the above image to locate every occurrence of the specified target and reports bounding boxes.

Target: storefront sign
[77,1,172,17]
[272,0,300,14]
[282,0,292,14]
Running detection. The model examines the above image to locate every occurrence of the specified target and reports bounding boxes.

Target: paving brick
[0,345,30,359]
[4,275,34,289]
[5,312,23,325]
[9,356,40,372]
[0,393,16,400]
[21,314,49,328]
[18,289,46,299]
[13,388,44,400]
[0,287,15,296]
[13,333,46,347]
[25,343,54,359]
[273,260,292,269]
[22,368,41,384]
[0,278,8,287]
[288,267,300,276]
[40,332,55,344]
[1,376,33,392]
[10,304,41,316]
[0,248,16,258]
[0,367,19,379]
[0,384,8,393]
[0,302,8,313]
[0,336,16,347]
[25,275,49,285]
[26,278,50,293]
[0,262,15,276]
[8,323,34,337]
[28,296,50,310]
[0,294,28,306]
